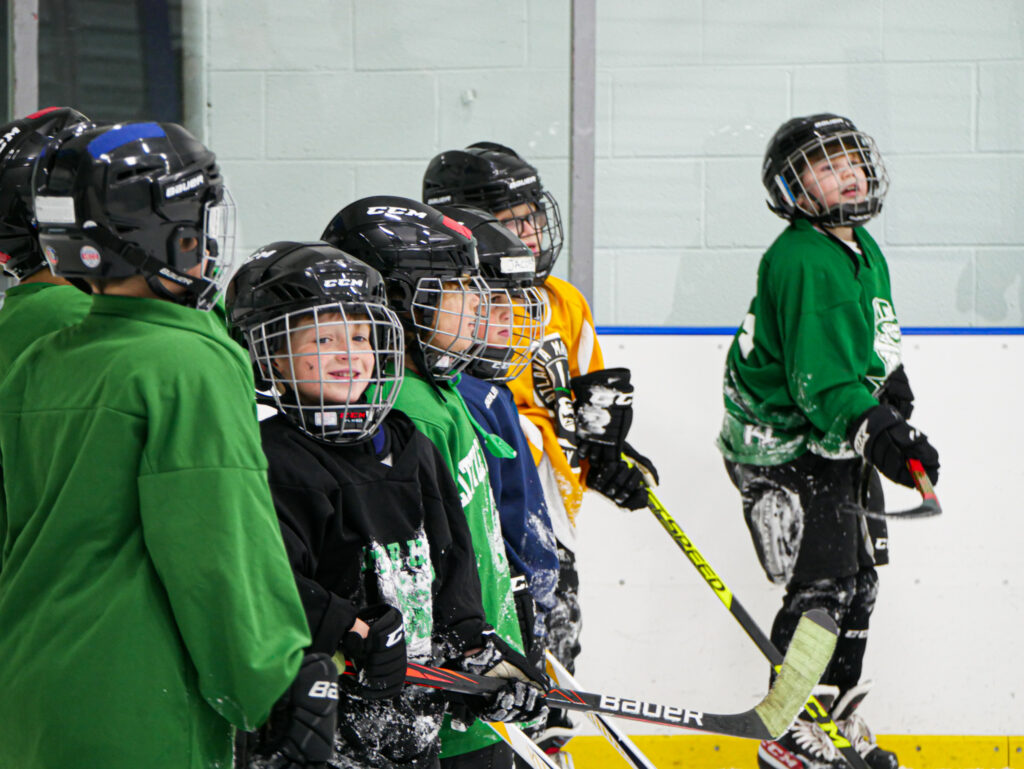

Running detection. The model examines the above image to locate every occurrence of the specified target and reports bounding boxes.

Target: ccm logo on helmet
[164,173,205,199]
[366,205,427,219]
[321,277,364,289]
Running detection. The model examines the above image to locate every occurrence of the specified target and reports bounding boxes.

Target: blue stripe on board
[595,325,1024,336]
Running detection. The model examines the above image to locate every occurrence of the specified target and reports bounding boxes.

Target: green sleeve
[137,342,310,731]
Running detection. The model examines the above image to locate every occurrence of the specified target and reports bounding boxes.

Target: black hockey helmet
[435,204,545,382]
[33,121,238,310]
[762,113,889,227]
[0,107,93,280]
[229,241,404,444]
[422,142,564,283]
[321,195,489,381]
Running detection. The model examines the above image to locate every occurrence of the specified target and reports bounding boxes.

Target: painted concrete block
[354,1,524,71]
[705,158,785,249]
[527,0,570,69]
[208,1,354,71]
[220,160,356,253]
[883,0,1024,60]
[884,156,1024,246]
[595,159,701,248]
[979,63,1024,152]
[597,2,701,68]
[704,0,882,64]
[664,249,762,326]
[208,71,264,160]
[266,72,437,160]
[975,247,1024,325]
[437,70,570,161]
[793,64,973,154]
[886,247,975,326]
[612,68,788,157]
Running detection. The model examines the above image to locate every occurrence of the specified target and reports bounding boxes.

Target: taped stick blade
[754,609,838,739]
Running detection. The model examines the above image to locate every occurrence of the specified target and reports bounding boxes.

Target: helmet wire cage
[772,130,889,227]
[468,282,546,383]
[247,301,405,444]
[490,190,563,283]
[409,274,492,380]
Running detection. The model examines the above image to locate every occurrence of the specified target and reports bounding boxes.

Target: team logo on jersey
[870,297,901,391]
[79,245,101,269]
[43,246,59,268]
[532,336,579,468]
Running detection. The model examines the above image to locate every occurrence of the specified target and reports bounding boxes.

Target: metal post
[569,0,596,304]
[10,0,39,117]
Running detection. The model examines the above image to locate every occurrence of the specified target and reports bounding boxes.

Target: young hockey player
[435,203,559,667]
[229,240,516,769]
[717,113,940,769]
[323,196,549,769]
[423,144,659,755]
[0,121,336,769]
[0,108,94,372]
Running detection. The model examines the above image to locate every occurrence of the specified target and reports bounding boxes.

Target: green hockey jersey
[394,371,523,758]
[718,219,902,465]
[0,295,310,769]
[0,282,91,375]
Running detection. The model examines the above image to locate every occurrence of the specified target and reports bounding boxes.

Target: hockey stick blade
[544,650,659,769]
[374,611,834,741]
[840,458,942,519]
[625,454,871,768]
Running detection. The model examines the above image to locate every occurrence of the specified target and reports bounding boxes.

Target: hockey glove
[571,368,634,464]
[623,441,659,486]
[340,604,407,699]
[456,629,549,724]
[586,448,653,511]
[877,364,914,419]
[848,404,939,488]
[257,652,339,769]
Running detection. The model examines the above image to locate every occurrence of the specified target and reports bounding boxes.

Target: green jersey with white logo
[395,372,523,758]
[718,219,901,465]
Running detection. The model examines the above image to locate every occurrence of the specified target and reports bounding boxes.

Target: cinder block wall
[199,1,1024,329]
[593,0,1024,327]
[197,0,572,278]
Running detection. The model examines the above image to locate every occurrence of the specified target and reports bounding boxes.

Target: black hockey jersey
[259,410,488,768]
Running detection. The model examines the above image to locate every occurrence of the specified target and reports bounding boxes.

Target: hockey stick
[364,610,835,741]
[543,650,659,769]
[339,661,560,768]
[841,458,942,519]
[625,458,870,769]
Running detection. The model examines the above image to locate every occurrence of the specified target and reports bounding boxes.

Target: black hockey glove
[571,368,634,464]
[877,364,914,419]
[257,652,339,769]
[623,441,659,486]
[848,404,939,488]
[456,629,549,724]
[340,604,407,699]
[586,442,657,511]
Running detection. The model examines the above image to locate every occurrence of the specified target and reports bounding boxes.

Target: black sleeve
[415,434,488,661]
[262,424,359,655]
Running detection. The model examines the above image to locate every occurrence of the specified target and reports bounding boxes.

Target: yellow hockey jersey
[507,275,604,537]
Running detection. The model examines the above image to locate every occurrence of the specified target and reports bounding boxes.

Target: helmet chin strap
[86,225,210,307]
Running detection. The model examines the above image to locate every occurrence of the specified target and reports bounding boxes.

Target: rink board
[570,334,1023,749]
